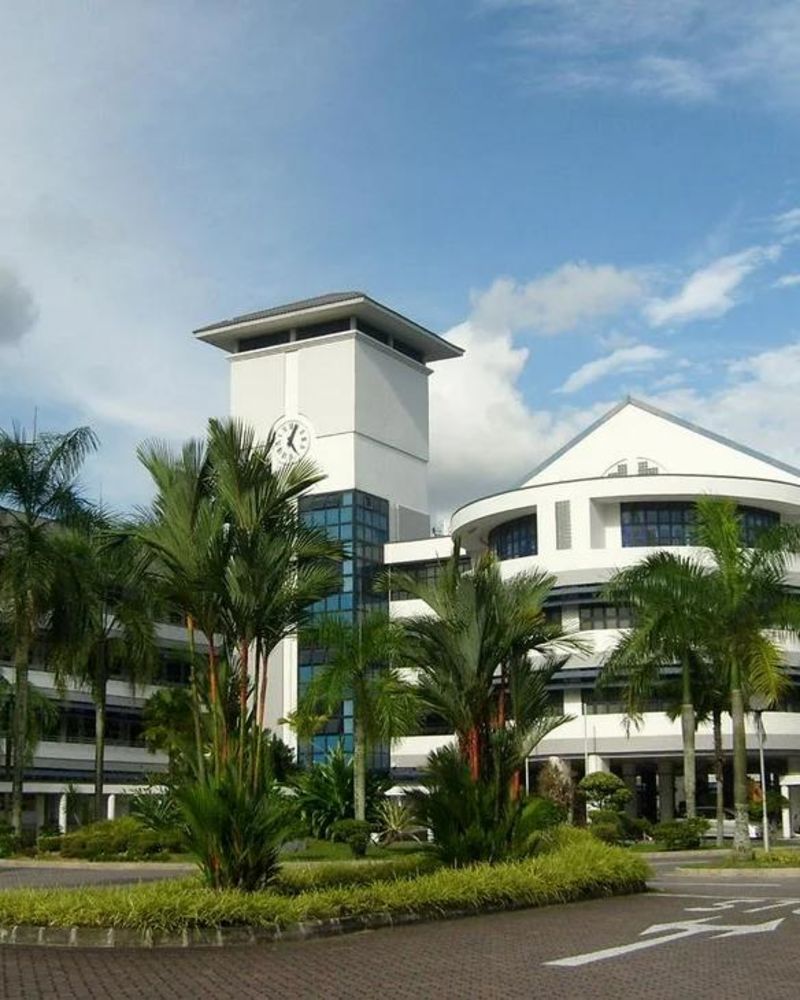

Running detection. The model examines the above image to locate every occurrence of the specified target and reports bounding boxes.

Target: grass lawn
[0,830,649,933]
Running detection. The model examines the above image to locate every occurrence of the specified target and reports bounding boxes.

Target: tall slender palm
[396,547,578,785]
[137,419,341,787]
[136,438,228,776]
[693,497,800,853]
[49,519,157,821]
[0,424,96,833]
[602,552,711,819]
[292,613,419,820]
[204,418,341,788]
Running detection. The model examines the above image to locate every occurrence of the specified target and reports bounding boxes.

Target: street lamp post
[750,695,771,855]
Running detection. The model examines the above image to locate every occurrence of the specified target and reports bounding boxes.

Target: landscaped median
[0,829,649,947]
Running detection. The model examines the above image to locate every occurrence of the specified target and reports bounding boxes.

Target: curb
[0,884,648,949]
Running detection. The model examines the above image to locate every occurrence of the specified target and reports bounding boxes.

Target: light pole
[750,695,771,854]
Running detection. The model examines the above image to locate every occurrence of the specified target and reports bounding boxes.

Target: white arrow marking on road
[744,900,800,913]
[685,899,756,912]
[544,917,784,968]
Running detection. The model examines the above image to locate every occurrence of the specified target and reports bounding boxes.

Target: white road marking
[743,900,800,913]
[545,916,785,968]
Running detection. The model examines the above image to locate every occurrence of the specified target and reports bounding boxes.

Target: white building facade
[197,293,800,836]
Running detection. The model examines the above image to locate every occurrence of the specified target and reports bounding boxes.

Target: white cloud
[631,55,717,103]
[774,273,800,288]
[487,1,800,108]
[645,340,800,474]
[559,344,668,394]
[774,208,800,234]
[644,245,780,327]
[471,264,645,336]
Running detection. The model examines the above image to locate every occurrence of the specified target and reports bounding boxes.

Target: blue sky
[3,1,800,519]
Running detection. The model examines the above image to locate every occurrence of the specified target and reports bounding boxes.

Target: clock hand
[287,425,298,453]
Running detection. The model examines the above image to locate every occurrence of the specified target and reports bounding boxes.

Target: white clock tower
[195,291,462,540]
[195,292,462,756]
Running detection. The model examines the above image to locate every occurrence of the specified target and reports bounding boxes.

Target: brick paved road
[2,862,800,999]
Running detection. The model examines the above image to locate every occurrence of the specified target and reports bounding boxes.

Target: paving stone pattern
[2,889,800,1000]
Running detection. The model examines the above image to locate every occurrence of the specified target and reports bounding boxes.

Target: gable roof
[520,396,800,485]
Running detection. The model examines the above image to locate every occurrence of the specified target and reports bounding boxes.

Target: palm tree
[692,497,800,853]
[137,418,341,787]
[292,613,419,821]
[136,437,228,777]
[602,552,711,819]
[0,424,97,833]
[203,417,341,787]
[49,519,157,821]
[395,547,578,786]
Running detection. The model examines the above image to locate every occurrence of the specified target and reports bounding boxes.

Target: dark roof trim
[194,292,365,334]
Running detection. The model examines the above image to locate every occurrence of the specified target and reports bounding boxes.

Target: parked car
[695,806,762,840]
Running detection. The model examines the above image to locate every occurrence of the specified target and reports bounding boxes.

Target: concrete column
[586,754,610,775]
[781,784,792,840]
[106,794,116,821]
[658,761,675,822]
[58,793,68,834]
[622,761,637,818]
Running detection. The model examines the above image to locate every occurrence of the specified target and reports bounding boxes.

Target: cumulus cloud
[559,344,668,394]
[471,264,645,336]
[424,262,649,513]
[0,268,37,345]
[644,245,780,327]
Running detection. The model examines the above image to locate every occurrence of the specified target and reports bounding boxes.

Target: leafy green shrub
[36,833,63,854]
[620,815,652,841]
[177,769,297,891]
[59,818,184,861]
[292,746,388,839]
[0,821,20,858]
[578,772,632,812]
[590,823,623,844]
[329,819,373,857]
[653,817,710,850]
[374,799,421,845]
[129,789,183,833]
[0,829,649,933]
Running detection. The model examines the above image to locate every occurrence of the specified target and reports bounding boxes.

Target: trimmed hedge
[56,818,185,861]
[0,829,649,933]
[276,855,439,894]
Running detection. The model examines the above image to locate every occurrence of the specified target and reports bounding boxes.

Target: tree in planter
[0,423,97,834]
[536,759,575,823]
[578,771,632,813]
[50,520,157,821]
[396,548,580,786]
[292,744,390,839]
[691,498,800,855]
[291,613,419,821]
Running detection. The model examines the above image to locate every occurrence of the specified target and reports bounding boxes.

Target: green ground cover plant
[693,848,800,868]
[0,829,648,933]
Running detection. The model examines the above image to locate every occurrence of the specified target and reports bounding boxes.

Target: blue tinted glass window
[488,516,537,560]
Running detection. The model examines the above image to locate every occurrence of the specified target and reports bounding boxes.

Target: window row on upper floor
[476,501,781,561]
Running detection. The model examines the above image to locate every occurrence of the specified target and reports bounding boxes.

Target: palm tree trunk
[353,718,367,822]
[680,656,696,819]
[186,617,205,781]
[238,640,249,779]
[730,684,752,856]
[11,622,31,836]
[93,680,106,823]
[713,707,725,847]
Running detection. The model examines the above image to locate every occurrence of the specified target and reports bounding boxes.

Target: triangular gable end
[520,398,800,487]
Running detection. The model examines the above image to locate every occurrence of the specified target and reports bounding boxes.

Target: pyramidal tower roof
[520,397,800,487]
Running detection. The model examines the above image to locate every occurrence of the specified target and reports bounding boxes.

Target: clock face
[271,418,312,465]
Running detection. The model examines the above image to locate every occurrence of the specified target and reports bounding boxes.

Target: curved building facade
[389,398,800,834]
